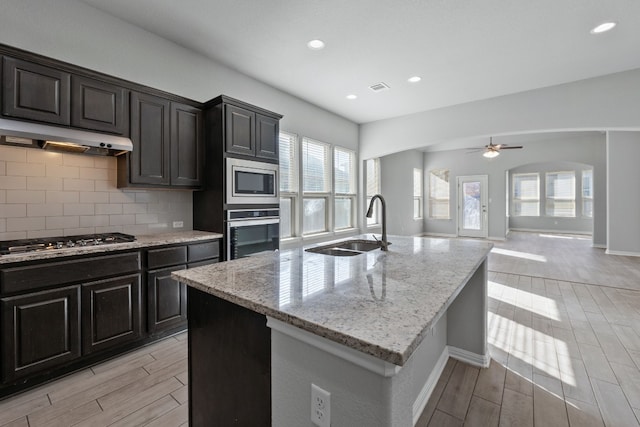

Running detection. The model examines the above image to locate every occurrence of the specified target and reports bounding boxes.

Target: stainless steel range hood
[0,118,133,156]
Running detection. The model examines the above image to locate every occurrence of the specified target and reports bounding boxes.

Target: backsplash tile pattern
[0,146,193,240]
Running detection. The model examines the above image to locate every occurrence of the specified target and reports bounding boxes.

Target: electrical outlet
[172,221,184,228]
[311,383,331,427]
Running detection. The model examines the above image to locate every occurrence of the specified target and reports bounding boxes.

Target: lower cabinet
[0,238,220,395]
[147,265,187,334]
[1,286,81,382]
[81,274,142,355]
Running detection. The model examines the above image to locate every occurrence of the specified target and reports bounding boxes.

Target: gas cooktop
[0,233,136,255]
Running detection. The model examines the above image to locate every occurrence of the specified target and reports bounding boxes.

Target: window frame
[428,169,450,220]
[333,147,357,231]
[581,169,593,218]
[512,173,540,217]
[301,137,332,236]
[545,171,576,218]
[413,168,423,220]
[365,158,381,227]
[278,131,299,239]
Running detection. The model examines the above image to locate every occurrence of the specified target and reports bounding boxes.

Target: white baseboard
[412,347,449,426]
[422,232,457,238]
[509,228,592,236]
[592,243,607,249]
[448,346,491,368]
[605,249,640,257]
[488,235,506,241]
[412,346,490,425]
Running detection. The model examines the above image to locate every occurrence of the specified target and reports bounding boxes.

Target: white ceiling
[79,0,640,124]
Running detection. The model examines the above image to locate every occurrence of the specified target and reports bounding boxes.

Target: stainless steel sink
[305,239,389,256]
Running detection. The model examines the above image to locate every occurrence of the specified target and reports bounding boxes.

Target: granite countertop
[0,230,223,265]
[173,234,493,366]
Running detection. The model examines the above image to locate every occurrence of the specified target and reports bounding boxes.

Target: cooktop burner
[0,233,136,255]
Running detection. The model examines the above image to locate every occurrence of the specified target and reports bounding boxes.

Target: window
[413,168,423,219]
[582,170,593,218]
[334,147,356,230]
[279,132,298,238]
[512,173,540,216]
[365,158,381,226]
[302,138,331,234]
[546,171,575,217]
[429,169,450,219]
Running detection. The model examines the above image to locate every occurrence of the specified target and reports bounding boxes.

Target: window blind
[512,173,539,216]
[334,147,355,194]
[279,132,297,192]
[429,169,450,219]
[366,158,380,196]
[302,138,330,193]
[546,171,575,217]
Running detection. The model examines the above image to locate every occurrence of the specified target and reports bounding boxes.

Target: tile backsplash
[0,145,193,240]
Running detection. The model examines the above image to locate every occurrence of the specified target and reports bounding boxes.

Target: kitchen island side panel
[187,287,271,427]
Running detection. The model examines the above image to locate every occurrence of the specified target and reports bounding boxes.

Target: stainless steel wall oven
[226,208,279,260]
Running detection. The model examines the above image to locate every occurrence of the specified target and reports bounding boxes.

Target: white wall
[0,0,358,152]
[606,131,640,255]
[422,133,606,243]
[379,150,424,236]
[360,68,640,161]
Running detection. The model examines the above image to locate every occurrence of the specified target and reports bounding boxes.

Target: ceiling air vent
[369,82,390,92]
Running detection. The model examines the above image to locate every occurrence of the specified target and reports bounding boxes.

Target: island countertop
[173,235,493,366]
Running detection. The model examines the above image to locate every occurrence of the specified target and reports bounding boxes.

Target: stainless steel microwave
[226,157,279,205]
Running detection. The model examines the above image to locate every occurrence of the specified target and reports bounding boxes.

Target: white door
[457,175,488,238]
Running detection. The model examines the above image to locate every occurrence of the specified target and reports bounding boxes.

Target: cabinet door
[171,103,202,187]
[147,265,187,334]
[255,113,279,161]
[129,92,171,185]
[71,75,128,135]
[225,104,255,156]
[2,57,70,125]
[1,286,80,382]
[81,274,142,355]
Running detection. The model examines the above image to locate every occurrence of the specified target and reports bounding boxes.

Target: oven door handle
[228,218,280,227]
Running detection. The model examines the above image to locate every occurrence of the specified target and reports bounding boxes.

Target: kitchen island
[173,235,493,426]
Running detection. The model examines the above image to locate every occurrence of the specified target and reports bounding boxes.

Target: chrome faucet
[366,194,388,251]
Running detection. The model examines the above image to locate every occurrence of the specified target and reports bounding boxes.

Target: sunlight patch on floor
[491,247,547,262]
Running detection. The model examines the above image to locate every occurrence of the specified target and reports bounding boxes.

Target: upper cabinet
[214,96,282,163]
[2,57,71,125]
[71,75,128,135]
[119,92,202,188]
[171,103,203,187]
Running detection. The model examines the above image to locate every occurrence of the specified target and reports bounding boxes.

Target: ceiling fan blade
[499,146,524,149]
[465,149,485,154]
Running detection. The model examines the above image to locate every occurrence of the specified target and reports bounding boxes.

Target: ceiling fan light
[483,150,500,159]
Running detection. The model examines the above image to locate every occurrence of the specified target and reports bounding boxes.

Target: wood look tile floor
[1,231,639,426]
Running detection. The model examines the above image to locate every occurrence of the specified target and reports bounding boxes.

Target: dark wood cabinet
[1,286,81,382]
[171,103,203,187]
[146,239,220,334]
[81,274,142,355]
[2,56,71,125]
[256,113,279,161]
[147,265,187,334]
[128,92,171,186]
[225,104,256,157]
[209,95,282,164]
[71,75,128,135]
[121,93,202,188]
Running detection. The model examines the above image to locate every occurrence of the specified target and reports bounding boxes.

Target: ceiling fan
[467,137,523,158]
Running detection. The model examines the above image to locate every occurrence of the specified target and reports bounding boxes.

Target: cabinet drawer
[188,241,220,262]
[0,252,141,295]
[147,246,187,270]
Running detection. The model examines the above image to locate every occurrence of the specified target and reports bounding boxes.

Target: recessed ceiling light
[307,39,325,50]
[408,76,422,83]
[590,22,617,34]
[346,94,357,100]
